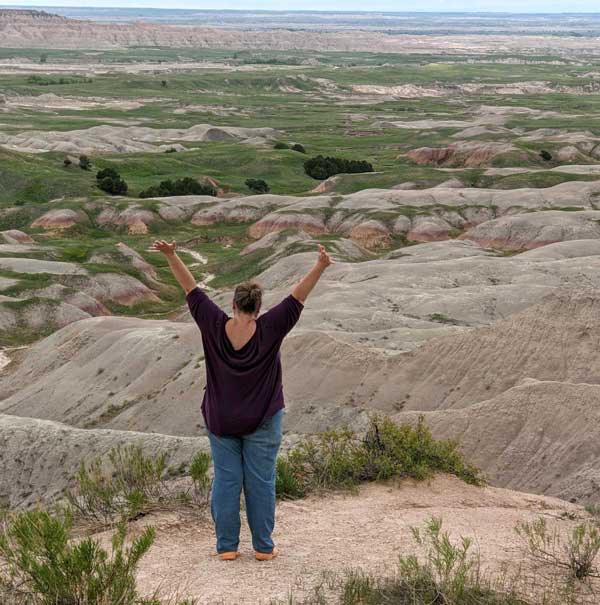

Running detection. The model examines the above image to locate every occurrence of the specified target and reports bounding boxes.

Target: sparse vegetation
[293,517,530,605]
[67,445,210,523]
[517,517,600,582]
[275,415,482,499]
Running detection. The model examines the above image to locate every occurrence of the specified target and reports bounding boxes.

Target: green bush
[139,177,216,198]
[0,510,154,605]
[275,415,481,499]
[67,445,209,523]
[291,143,306,154]
[275,457,305,500]
[274,141,290,149]
[304,155,374,180]
[189,452,211,494]
[539,149,553,162]
[245,178,270,194]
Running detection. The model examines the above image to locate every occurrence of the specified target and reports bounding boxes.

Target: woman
[152,240,332,561]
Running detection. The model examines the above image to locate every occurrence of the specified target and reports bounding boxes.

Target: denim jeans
[207,409,283,554]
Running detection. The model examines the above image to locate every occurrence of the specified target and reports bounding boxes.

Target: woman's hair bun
[234,281,263,314]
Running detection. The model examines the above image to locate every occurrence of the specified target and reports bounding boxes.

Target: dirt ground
[119,475,586,604]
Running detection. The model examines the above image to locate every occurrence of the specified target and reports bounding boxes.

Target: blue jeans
[207,409,283,554]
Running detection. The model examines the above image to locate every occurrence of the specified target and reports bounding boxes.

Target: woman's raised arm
[150,240,197,294]
[291,244,332,303]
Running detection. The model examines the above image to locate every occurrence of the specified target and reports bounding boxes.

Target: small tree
[98,176,128,195]
[63,157,72,168]
[96,167,119,181]
[79,155,91,170]
[161,80,168,88]
[245,178,270,194]
[540,149,553,161]
[291,143,306,154]
[274,141,289,150]
[96,168,128,195]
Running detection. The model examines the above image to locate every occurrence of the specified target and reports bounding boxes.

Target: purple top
[186,287,304,437]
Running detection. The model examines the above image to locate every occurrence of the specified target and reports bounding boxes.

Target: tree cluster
[139,177,216,198]
[304,155,373,180]
[96,168,128,195]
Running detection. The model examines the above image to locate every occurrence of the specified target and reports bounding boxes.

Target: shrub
[139,178,216,198]
[516,517,600,582]
[275,457,305,500]
[276,415,481,499]
[67,445,209,523]
[63,157,72,168]
[0,510,154,605]
[304,155,373,180]
[291,143,306,154]
[245,178,270,194]
[78,155,91,170]
[274,141,290,149]
[189,452,211,494]
[540,149,553,162]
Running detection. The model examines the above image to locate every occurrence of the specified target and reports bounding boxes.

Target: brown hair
[233,281,263,315]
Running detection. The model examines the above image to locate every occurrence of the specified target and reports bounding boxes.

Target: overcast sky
[2,0,599,12]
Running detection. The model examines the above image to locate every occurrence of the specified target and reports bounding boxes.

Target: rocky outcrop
[247,213,327,239]
[97,206,158,235]
[191,205,264,226]
[348,219,391,248]
[0,229,34,244]
[407,215,454,242]
[83,273,161,306]
[310,176,340,193]
[405,141,516,168]
[0,123,280,154]
[461,210,600,251]
[30,208,87,230]
[435,178,465,189]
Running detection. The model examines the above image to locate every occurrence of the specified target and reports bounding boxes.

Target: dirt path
[127,475,583,604]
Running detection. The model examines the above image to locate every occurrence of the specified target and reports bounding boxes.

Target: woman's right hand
[151,240,177,256]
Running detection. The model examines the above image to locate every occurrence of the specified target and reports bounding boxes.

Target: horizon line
[2,5,600,16]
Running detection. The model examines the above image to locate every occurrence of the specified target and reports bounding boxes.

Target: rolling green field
[2,46,600,344]
[2,48,600,204]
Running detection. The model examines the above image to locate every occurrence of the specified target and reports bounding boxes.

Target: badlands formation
[3,181,600,506]
[1,9,600,55]
[2,8,600,602]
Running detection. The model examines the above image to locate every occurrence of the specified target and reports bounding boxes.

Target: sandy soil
[127,475,586,604]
